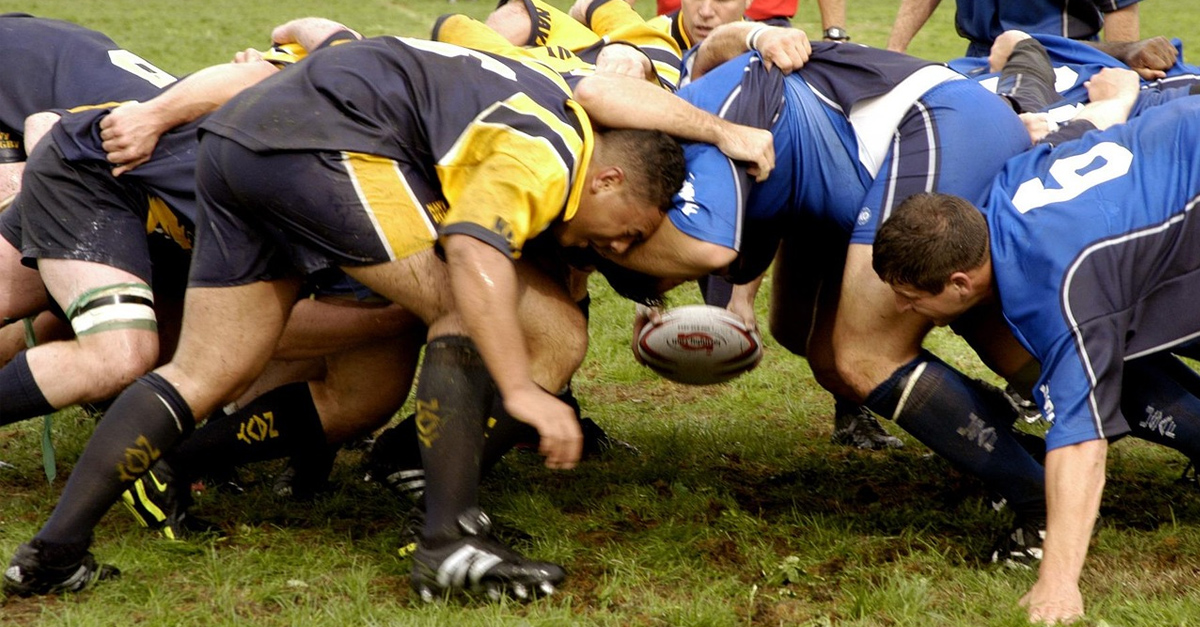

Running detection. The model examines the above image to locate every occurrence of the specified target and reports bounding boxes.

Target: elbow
[571,75,606,110]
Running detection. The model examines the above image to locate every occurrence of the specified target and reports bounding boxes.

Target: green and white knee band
[65,283,156,336]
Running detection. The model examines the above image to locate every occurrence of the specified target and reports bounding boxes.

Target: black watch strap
[823,26,850,41]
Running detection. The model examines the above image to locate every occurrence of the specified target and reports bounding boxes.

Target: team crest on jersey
[678,176,699,217]
[856,207,871,226]
[492,216,515,245]
[1039,383,1056,423]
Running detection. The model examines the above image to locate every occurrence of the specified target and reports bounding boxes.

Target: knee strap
[66,282,156,336]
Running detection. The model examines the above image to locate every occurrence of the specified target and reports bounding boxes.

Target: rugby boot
[411,507,565,602]
[989,516,1046,569]
[120,459,209,540]
[831,402,904,450]
[272,445,338,500]
[3,539,118,597]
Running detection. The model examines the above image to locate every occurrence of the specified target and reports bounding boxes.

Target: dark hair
[597,128,686,211]
[873,193,990,294]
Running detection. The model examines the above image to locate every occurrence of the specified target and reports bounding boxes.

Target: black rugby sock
[37,373,193,546]
[1123,353,1200,462]
[865,351,1046,518]
[416,336,492,545]
[0,351,56,426]
[167,381,327,482]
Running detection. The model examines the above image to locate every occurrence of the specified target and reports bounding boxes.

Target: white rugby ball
[635,305,763,385]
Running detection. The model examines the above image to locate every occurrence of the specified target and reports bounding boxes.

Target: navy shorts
[189,134,444,288]
[3,138,191,298]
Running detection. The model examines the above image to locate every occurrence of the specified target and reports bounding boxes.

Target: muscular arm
[690,23,810,78]
[443,234,582,469]
[886,0,941,52]
[271,17,361,51]
[817,0,847,32]
[1021,438,1107,624]
[572,73,774,180]
[1089,36,1175,80]
[611,218,738,279]
[101,61,280,175]
[1100,3,1139,42]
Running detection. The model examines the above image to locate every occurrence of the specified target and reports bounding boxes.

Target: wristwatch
[823,26,850,41]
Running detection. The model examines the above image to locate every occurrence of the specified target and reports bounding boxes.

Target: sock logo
[117,435,162,481]
[237,411,280,444]
[956,413,997,452]
[1139,404,1177,439]
[417,399,441,448]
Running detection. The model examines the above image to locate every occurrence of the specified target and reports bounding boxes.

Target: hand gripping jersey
[985,97,1200,451]
[201,36,595,259]
[0,13,173,162]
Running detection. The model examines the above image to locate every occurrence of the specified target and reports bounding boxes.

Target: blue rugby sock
[865,351,1046,519]
[1122,353,1200,462]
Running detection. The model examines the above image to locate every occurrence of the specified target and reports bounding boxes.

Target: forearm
[817,0,846,31]
[692,22,760,77]
[1100,4,1139,42]
[1029,439,1107,619]
[574,73,729,144]
[142,62,279,132]
[271,17,361,51]
[444,235,537,397]
[887,0,940,52]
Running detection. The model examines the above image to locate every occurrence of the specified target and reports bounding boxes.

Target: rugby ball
[635,305,763,385]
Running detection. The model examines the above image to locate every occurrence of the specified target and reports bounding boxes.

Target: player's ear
[948,271,974,297]
[590,165,626,192]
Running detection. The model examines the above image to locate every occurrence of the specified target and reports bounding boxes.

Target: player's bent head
[594,128,685,212]
[873,193,989,294]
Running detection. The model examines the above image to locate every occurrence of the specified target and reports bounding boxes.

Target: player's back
[0,13,173,131]
[204,36,586,166]
[987,96,1200,347]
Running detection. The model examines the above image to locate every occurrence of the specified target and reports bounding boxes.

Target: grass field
[3,1,1200,625]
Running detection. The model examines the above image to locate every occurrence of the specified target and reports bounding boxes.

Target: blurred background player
[888,0,1145,58]
[654,0,849,42]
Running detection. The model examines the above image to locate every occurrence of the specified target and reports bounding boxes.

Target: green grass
[3,1,1200,626]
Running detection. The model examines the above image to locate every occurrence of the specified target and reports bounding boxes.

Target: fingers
[1133,67,1166,80]
[538,414,583,470]
[756,29,811,74]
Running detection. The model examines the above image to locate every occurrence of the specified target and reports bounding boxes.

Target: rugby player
[873,93,1200,625]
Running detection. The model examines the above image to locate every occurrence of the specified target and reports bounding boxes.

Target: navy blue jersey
[952,0,1140,57]
[986,97,1200,451]
[670,44,1027,251]
[0,13,173,161]
[50,109,202,225]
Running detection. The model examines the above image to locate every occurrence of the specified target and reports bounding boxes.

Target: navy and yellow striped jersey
[0,13,173,162]
[646,10,696,56]
[202,35,596,256]
[436,0,680,91]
